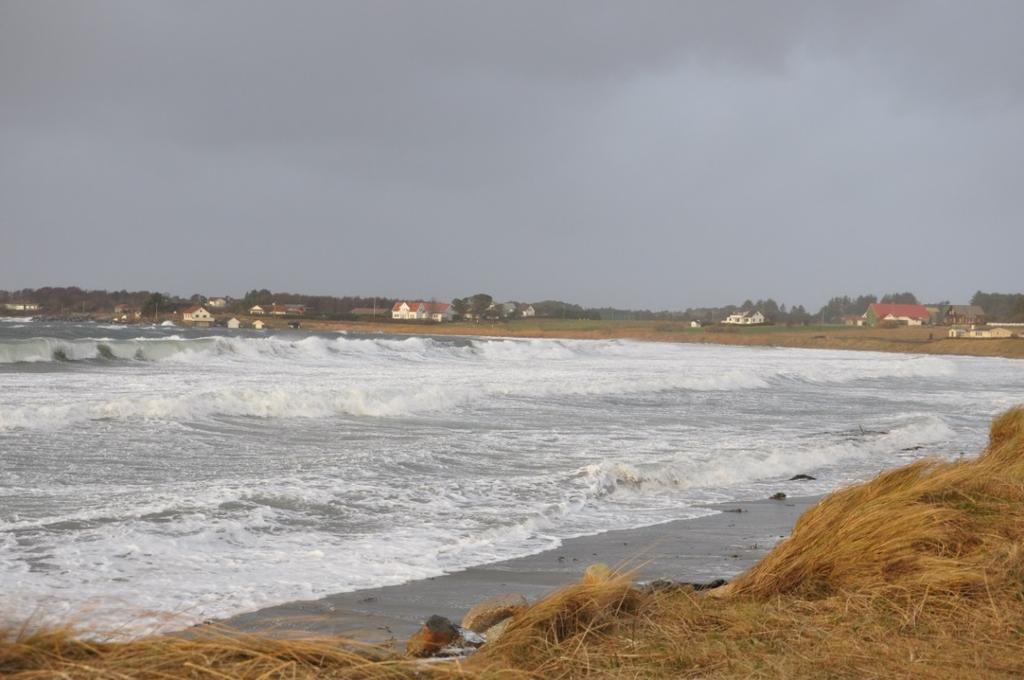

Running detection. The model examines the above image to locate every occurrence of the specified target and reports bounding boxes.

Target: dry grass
[5,407,1024,678]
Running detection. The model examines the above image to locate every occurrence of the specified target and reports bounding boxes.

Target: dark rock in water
[789,474,816,481]
[461,593,528,634]
[723,507,744,513]
[901,445,924,452]
[406,615,460,657]
[770,492,787,500]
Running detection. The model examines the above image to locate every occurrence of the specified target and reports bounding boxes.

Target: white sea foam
[1,325,1019,632]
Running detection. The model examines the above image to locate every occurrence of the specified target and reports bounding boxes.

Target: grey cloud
[2,1,1022,308]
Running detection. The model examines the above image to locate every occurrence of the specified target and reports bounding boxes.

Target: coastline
[292,318,1024,361]
[215,495,820,644]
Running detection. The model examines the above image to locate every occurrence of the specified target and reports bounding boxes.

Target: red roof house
[864,303,931,326]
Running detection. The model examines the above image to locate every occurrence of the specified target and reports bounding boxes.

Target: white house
[392,301,454,322]
[690,320,703,328]
[181,305,214,327]
[956,325,1016,339]
[226,317,241,329]
[249,305,266,315]
[722,310,766,325]
[252,319,266,330]
[517,304,536,318]
[113,304,142,322]
[207,297,228,309]
[4,302,40,311]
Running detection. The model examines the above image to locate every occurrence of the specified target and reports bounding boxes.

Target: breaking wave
[578,415,958,499]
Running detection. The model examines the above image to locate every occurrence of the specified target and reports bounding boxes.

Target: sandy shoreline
[216,494,820,644]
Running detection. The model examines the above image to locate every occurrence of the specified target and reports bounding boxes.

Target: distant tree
[971,291,1024,321]
[880,292,918,305]
[787,305,812,326]
[243,289,273,306]
[143,293,168,317]
[469,293,493,318]
[451,298,469,319]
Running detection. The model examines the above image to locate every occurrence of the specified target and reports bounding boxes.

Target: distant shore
[296,318,1024,360]
[9,314,1022,360]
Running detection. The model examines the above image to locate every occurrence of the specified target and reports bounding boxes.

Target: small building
[690,320,702,328]
[249,305,266,315]
[181,305,214,327]
[113,304,142,322]
[841,314,865,326]
[252,319,266,330]
[4,302,40,311]
[266,304,305,316]
[226,317,241,329]
[392,301,453,322]
[723,310,766,325]
[946,305,986,326]
[863,303,931,327]
[515,303,536,318]
[207,297,229,309]
[970,326,1015,339]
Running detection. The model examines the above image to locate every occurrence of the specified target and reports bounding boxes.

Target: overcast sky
[2,1,1022,309]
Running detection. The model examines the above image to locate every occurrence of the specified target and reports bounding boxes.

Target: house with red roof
[863,303,931,327]
[392,301,453,322]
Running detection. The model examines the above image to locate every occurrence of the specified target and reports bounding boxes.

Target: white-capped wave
[578,415,958,499]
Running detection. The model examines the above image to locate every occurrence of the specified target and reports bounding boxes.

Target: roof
[393,301,451,313]
[948,305,985,315]
[182,305,206,314]
[867,303,930,320]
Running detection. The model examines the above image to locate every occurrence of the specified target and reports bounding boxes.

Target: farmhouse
[863,303,931,327]
[946,305,986,326]
[249,305,266,315]
[951,325,1017,339]
[516,303,536,318]
[841,314,866,326]
[181,305,214,327]
[392,301,453,322]
[723,310,765,325]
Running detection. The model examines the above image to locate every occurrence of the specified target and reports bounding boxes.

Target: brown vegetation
[5,407,1024,678]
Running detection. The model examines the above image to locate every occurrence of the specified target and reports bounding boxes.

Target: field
[293,318,1024,360]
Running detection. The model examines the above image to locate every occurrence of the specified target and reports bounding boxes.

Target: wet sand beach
[219,495,820,644]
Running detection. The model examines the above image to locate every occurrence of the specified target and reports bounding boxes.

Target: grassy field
[294,318,1024,360]
[5,406,1024,678]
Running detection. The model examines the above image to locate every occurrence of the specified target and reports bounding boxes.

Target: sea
[1,317,1021,631]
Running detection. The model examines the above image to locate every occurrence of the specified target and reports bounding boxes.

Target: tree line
[4,287,1023,323]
